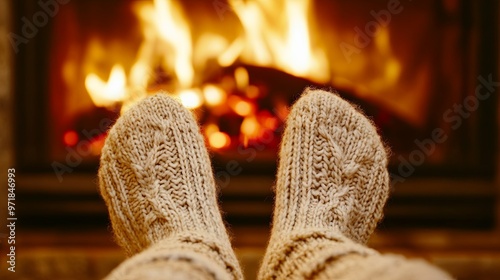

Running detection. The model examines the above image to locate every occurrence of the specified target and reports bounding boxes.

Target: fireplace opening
[12,0,498,229]
[43,0,495,172]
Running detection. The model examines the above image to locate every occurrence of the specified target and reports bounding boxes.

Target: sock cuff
[107,234,242,280]
[260,228,376,279]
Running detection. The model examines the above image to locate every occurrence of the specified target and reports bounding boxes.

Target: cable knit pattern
[98,93,242,280]
[258,89,452,280]
[272,88,390,243]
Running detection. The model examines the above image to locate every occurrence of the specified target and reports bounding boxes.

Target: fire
[178,89,203,109]
[85,64,127,108]
[80,0,411,150]
[209,131,231,149]
[229,96,255,117]
[133,0,194,89]
[226,0,329,82]
[63,130,79,146]
[203,85,226,107]
[83,0,329,149]
[241,116,260,139]
[204,123,231,149]
[234,67,249,91]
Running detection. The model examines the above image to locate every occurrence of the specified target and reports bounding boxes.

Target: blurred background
[0,0,499,279]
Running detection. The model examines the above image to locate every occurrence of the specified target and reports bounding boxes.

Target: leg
[99,94,243,280]
[258,89,452,280]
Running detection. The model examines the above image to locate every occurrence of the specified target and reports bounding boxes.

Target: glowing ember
[240,116,260,140]
[229,96,254,117]
[78,0,414,150]
[63,130,79,146]
[203,85,226,107]
[209,131,231,149]
[234,67,249,90]
[204,123,220,137]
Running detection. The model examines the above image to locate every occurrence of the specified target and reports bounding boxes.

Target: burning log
[202,64,421,154]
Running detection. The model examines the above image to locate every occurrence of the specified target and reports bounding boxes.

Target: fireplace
[9,0,499,230]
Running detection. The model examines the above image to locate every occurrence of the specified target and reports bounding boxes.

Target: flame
[79,0,418,150]
[209,131,231,149]
[203,85,226,107]
[178,89,203,109]
[226,0,329,82]
[284,0,314,75]
[85,64,127,108]
[239,111,279,148]
[84,0,385,112]
[241,116,260,139]
[84,0,198,111]
[228,96,255,117]
[134,0,193,89]
[204,123,219,137]
[234,67,249,91]
[204,123,231,149]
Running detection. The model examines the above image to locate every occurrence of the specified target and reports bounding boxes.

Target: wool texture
[98,93,242,280]
[257,88,452,280]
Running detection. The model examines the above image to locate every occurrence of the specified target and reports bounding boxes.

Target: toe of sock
[277,88,390,243]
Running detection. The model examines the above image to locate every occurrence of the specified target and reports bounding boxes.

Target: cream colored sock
[98,93,243,280]
[258,88,452,280]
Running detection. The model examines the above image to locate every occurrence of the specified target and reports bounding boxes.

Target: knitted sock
[258,88,452,280]
[98,93,243,280]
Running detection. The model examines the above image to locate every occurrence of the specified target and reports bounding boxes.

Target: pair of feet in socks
[98,89,450,279]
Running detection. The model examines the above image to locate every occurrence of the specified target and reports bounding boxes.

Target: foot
[270,88,390,243]
[257,89,453,280]
[98,93,242,279]
[258,88,390,279]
